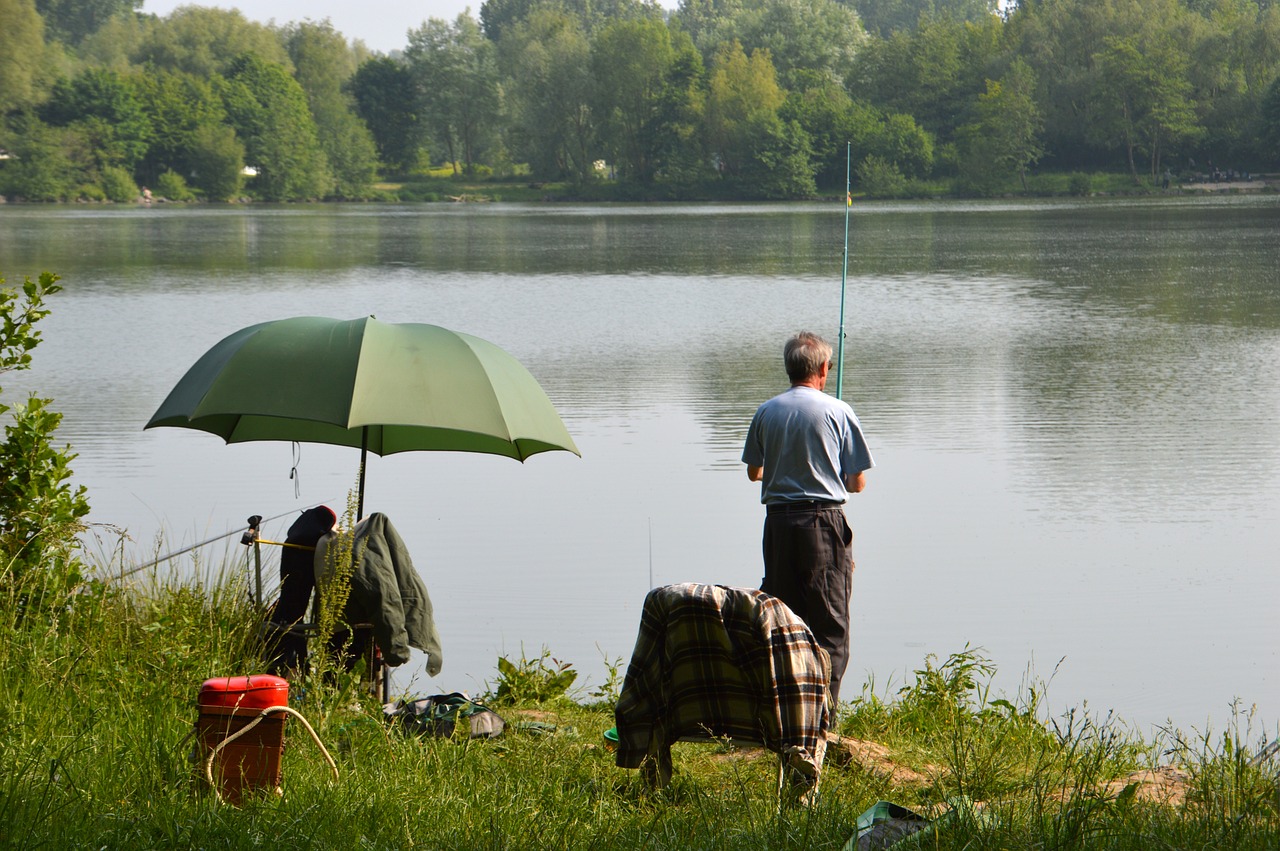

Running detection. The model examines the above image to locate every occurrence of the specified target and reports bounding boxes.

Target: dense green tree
[481,0,662,41]
[956,57,1042,189]
[0,0,50,115]
[34,0,140,46]
[1187,0,1280,165]
[76,12,154,70]
[687,0,866,88]
[853,0,996,37]
[406,13,501,175]
[649,38,711,187]
[849,13,1003,141]
[704,41,815,195]
[1262,74,1280,165]
[1091,29,1202,183]
[135,6,292,78]
[132,67,243,197]
[41,68,152,172]
[187,123,246,200]
[283,20,379,197]
[499,9,598,183]
[591,17,687,183]
[350,57,424,174]
[705,41,784,174]
[219,54,329,200]
[0,114,79,200]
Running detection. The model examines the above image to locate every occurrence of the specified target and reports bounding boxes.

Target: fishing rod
[836,141,852,400]
[102,501,334,582]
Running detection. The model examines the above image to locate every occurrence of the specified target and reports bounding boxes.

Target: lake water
[2,198,1277,737]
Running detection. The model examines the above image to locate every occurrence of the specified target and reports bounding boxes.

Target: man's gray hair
[784,332,833,382]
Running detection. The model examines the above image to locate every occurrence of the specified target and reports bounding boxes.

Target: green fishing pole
[835,142,851,399]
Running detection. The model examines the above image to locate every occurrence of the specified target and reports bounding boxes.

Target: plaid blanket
[614,583,830,778]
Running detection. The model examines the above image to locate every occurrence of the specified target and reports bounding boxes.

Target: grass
[1,556,1277,849]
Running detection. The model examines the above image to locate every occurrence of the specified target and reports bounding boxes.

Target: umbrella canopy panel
[146,316,580,461]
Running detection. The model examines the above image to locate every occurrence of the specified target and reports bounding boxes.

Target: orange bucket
[195,675,289,804]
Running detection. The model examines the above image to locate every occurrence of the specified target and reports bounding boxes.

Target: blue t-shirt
[742,386,874,504]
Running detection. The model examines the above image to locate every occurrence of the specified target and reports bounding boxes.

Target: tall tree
[132,67,244,198]
[1091,30,1202,183]
[705,40,785,175]
[34,0,140,46]
[283,20,379,197]
[850,13,1003,142]
[591,17,685,183]
[350,57,424,174]
[685,0,866,88]
[135,6,292,78]
[705,40,815,196]
[498,8,597,183]
[852,0,996,37]
[405,13,501,174]
[1262,74,1280,166]
[481,0,662,41]
[0,0,50,115]
[956,57,1043,189]
[40,67,151,172]
[219,54,329,200]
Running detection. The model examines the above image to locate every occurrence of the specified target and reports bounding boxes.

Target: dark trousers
[761,506,854,704]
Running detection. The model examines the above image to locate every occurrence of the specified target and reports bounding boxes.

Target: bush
[857,154,907,198]
[75,183,107,202]
[99,165,138,202]
[1069,172,1092,196]
[155,169,194,201]
[0,272,90,620]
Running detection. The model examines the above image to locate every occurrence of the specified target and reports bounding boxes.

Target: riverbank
[2,561,1278,849]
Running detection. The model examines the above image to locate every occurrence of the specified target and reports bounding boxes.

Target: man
[742,331,874,704]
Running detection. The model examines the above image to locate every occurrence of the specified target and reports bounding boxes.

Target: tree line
[2,0,1279,202]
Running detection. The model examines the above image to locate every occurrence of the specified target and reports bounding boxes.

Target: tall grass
[1,559,1277,849]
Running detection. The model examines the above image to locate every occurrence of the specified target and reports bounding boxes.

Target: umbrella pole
[356,425,389,701]
[358,426,368,520]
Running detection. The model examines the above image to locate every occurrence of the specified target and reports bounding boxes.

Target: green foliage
[218,54,330,201]
[406,14,502,176]
[41,68,153,172]
[98,163,137,201]
[349,57,424,175]
[0,0,49,115]
[134,6,292,78]
[154,168,193,201]
[485,647,579,706]
[186,123,245,201]
[1069,172,1092,196]
[0,272,91,619]
[1261,75,1280,167]
[0,115,79,201]
[498,9,600,184]
[284,20,379,198]
[34,0,142,46]
[856,152,907,196]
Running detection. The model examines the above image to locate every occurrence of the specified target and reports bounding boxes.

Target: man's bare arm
[845,470,867,493]
[747,464,763,482]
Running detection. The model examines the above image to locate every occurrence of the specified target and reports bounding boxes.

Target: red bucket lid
[198,675,289,710]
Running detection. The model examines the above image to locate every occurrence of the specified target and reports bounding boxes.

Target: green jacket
[321,513,443,673]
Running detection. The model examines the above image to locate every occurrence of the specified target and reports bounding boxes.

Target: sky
[139,0,676,55]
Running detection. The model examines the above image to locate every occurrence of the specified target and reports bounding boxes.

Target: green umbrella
[146,315,580,515]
